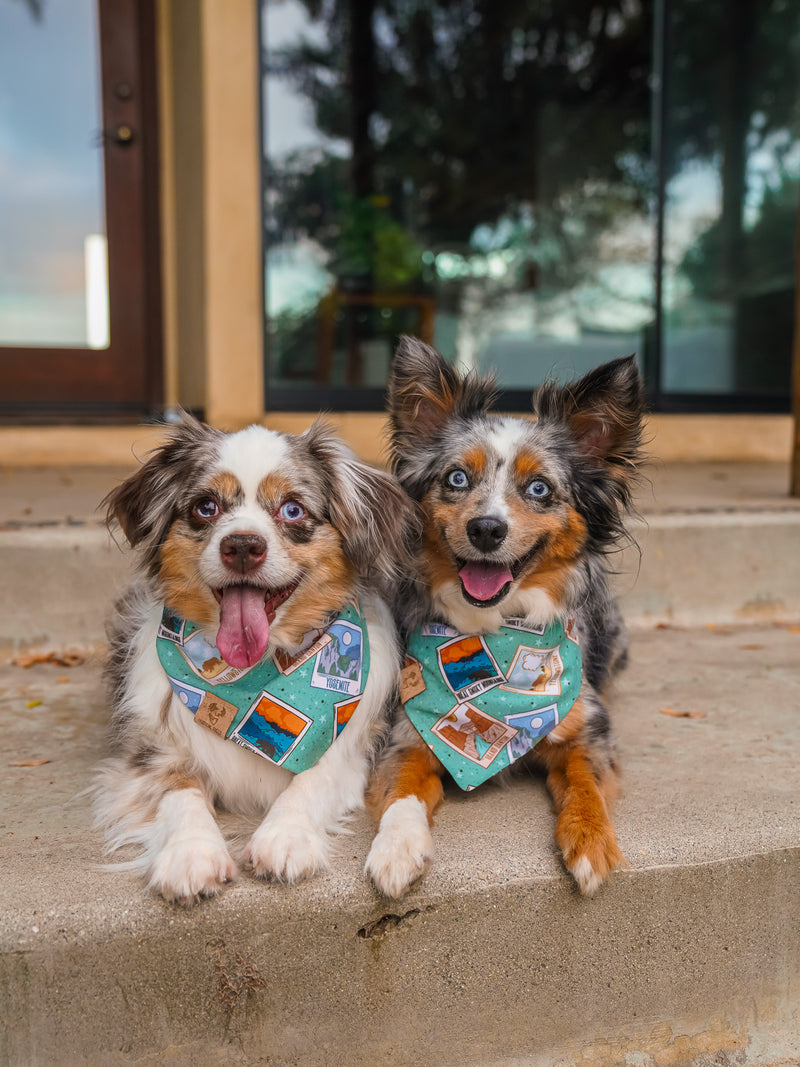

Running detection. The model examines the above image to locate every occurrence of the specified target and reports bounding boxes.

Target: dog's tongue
[458,561,513,602]
[216,586,270,668]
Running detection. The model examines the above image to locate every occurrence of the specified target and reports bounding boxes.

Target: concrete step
[2,462,800,654]
[1,461,798,1064]
[1,623,798,1066]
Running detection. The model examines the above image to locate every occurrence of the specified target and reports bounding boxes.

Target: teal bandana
[156,604,369,772]
[401,617,582,790]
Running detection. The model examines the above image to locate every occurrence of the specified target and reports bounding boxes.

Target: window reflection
[261,0,798,407]
[661,0,800,400]
[0,0,108,348]
[262,0,652,400]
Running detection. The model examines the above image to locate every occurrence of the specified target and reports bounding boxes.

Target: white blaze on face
[215,426,292,504]
[205,427,298,667]
[455,420,533,603]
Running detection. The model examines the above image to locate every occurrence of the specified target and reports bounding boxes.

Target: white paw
[245,817,330,883]
[365,796,433,899]
[568,855,603,897]
[149,833,237,905]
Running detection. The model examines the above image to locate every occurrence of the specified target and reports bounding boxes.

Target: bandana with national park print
[401,616,581,790]
[156,603,369,771]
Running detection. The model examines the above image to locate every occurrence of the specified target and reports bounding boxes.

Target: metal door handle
[112,124,134,145]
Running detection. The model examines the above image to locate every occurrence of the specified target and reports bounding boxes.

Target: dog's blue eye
[279,501,305,522]
[526,479,551,500]
[447,469,470,489]
[193,498,220,521]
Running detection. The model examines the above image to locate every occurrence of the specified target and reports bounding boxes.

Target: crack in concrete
[357,906,434,941]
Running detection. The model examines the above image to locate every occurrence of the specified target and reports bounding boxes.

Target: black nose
[220,533,267,574]
[466,516,508,553]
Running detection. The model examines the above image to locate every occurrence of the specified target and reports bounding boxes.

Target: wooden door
[0,0,162,419]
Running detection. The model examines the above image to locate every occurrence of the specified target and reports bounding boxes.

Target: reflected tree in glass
[263,0,654,390]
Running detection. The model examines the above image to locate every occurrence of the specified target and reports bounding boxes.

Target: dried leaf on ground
[10,759,51,767]
[659,708,706,719]
[11,650,87,669]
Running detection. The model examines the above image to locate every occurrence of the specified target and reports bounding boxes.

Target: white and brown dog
[94,415,414,904]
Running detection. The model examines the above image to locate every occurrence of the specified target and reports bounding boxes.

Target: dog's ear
[533,355,644,473]
[104,413,221,567]
[302,419,419,585]
[388,335,496,454]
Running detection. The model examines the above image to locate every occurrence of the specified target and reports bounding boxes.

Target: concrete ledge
[3,505,800,652]
[1,624,798,1065]
[619,509,800,627]
[2,853,796,1067]
[0,414,795,467]
[0,526,133,653]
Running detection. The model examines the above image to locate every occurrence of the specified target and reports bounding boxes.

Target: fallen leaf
[10,759,51,767]
[57,676,70,684]
[739,644,765,651]
[26,700,42,708]
[659,708,706,719]
[12,650,86,669]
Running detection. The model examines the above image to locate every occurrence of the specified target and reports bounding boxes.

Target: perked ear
[302,420,418,585]
[387,336,496,458]
[104,413,221,563]
[533,356,645,472]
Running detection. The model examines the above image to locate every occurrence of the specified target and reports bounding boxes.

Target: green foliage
[333,196,424,289]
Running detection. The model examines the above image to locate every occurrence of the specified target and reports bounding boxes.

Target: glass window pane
[0,0,108,348]
[261,0,653,402]
[661,0,800,399]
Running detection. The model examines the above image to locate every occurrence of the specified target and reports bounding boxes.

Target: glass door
[0,0,161,418]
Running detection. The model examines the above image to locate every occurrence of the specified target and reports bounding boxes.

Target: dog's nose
[466,516,508,553]
[219,533,267,574]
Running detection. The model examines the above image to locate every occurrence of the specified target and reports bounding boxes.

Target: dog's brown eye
[192,498,220,521]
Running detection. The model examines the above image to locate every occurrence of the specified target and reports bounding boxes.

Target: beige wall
[263,413,796,467]
[158,0,207,411]
[0,415,793,468]
[157,0,263,428]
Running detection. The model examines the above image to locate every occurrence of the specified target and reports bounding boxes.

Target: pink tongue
[458,562,513,602]
[216,586,270,668]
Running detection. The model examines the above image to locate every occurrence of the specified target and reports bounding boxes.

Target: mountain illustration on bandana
[401,616,581,790]
[156,603,369,772]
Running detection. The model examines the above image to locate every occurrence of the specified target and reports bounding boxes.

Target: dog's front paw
[558,820,625,896]
[245,817,330,884]
[365,796,433,899]
[149,834,237,905]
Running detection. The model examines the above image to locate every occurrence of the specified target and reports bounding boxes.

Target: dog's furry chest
[106,580,396,813]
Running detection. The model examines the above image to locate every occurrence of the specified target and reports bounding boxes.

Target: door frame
[0,0,162,420]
